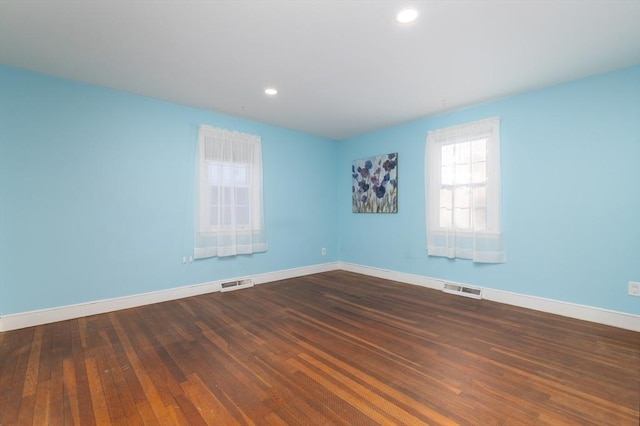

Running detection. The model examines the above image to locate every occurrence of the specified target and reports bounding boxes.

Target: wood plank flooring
[1,270,639,425]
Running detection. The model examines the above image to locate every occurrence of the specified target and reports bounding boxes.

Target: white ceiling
[1,1,639,140]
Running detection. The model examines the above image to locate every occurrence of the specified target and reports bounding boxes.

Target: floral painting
[352,153,398,213]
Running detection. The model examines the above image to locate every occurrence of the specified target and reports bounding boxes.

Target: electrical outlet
[322,247,327,256]
[629,281,640,297]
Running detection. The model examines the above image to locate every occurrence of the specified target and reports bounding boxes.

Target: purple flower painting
[352,153,397,213]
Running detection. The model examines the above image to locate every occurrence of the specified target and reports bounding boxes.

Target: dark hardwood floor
[1,270,639,425]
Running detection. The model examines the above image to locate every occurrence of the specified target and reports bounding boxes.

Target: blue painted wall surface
[338,65,640,315]
[2,65,639,318]
[0,66,339,315]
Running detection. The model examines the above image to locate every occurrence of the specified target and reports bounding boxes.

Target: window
[425,117,504,263]
[195,125,267,258]
[205,163,251,230]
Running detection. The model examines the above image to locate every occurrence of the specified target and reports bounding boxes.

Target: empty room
[1,1,639,425]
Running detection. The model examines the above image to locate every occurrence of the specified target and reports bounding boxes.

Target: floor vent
[220,278,254,293]
[442,282,482,299]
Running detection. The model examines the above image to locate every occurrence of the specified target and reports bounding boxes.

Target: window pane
[454,185,471,229]
[454,187,471,208]
[235,206,250,225]
[474,207,487,230]
[471,139,487,162]
[472,161,486,183]
[208,186,219,228]
[208,164,220,184]
[439,207,452,228]
[441,145,454,166]
[235,187,249,205]
[440,188,452,209]
[455,142,471,164]
[221,165,234,185]
[454,208,470,229]
[441,165,453,185]
[208,206,218,227]
[473,187,486,207]
[234,166,248,185]
[209,163,250,186]
[223,187,233,204]
[221,206,233,226]
[454,164,470,184]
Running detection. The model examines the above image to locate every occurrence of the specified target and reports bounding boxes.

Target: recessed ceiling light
[264,87,278,95]
[396,8,418,24]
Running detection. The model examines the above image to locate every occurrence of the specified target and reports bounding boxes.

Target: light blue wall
[2,65,639,318]
[338,65,640,315]
[0,66,339,315]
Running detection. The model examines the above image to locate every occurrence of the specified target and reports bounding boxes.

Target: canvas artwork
[352,153,398,213]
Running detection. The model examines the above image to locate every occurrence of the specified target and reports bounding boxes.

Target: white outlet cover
[629,281,640,296]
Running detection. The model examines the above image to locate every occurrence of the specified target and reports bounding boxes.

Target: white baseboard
[0,262,341,332]
[252,261,340,285]
[339,262,444,290]
[339,262,640,332]
[1,261,637,332]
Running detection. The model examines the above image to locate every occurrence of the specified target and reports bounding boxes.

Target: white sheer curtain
[425,117,504,263]
[195,125,267,258]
